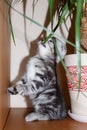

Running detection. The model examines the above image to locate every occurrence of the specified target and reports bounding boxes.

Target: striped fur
[8,37,67,121]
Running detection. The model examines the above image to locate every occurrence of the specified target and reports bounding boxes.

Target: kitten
[8,37,67,121]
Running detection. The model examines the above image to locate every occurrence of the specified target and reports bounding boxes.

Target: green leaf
[8,0,16,44]
[70,0,77,4]
[84,0,87,3]
[75,0,84,93]
[53,1,69,32]
[48,0,54,30]
[32,0,39,19]
[65,6,75,21]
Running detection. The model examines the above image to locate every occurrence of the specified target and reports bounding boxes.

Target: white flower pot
[64,54,87,122]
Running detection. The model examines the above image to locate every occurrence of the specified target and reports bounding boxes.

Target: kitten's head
[37,37,67,63]
[38,39,55,59]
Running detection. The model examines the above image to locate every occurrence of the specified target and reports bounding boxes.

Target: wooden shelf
[4,108,87,130]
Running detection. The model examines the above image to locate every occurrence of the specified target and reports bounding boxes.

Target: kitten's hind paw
[25,113,38,122]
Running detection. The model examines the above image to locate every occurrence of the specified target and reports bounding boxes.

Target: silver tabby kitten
[8,37,67,121]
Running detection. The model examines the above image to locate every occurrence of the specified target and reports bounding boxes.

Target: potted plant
[64,1,87,122]
[4,0,87,122]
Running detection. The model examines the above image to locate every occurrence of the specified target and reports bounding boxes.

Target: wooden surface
[4,108,87,130]
[0,1,10,130]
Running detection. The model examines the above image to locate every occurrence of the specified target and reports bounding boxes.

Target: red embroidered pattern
[66,66,87,92]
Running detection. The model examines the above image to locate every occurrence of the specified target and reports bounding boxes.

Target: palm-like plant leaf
[32,0,39,18]
[75,0,83,93]
[48,0,54,30]
[4,0,16,44]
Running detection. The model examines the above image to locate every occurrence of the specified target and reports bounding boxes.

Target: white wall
[10,0,71,107]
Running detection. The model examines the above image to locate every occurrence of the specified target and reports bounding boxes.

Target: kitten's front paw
[8,85,25,96]
[8,86,18,95]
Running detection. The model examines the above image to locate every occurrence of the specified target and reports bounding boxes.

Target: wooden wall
[0,1,10,130]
